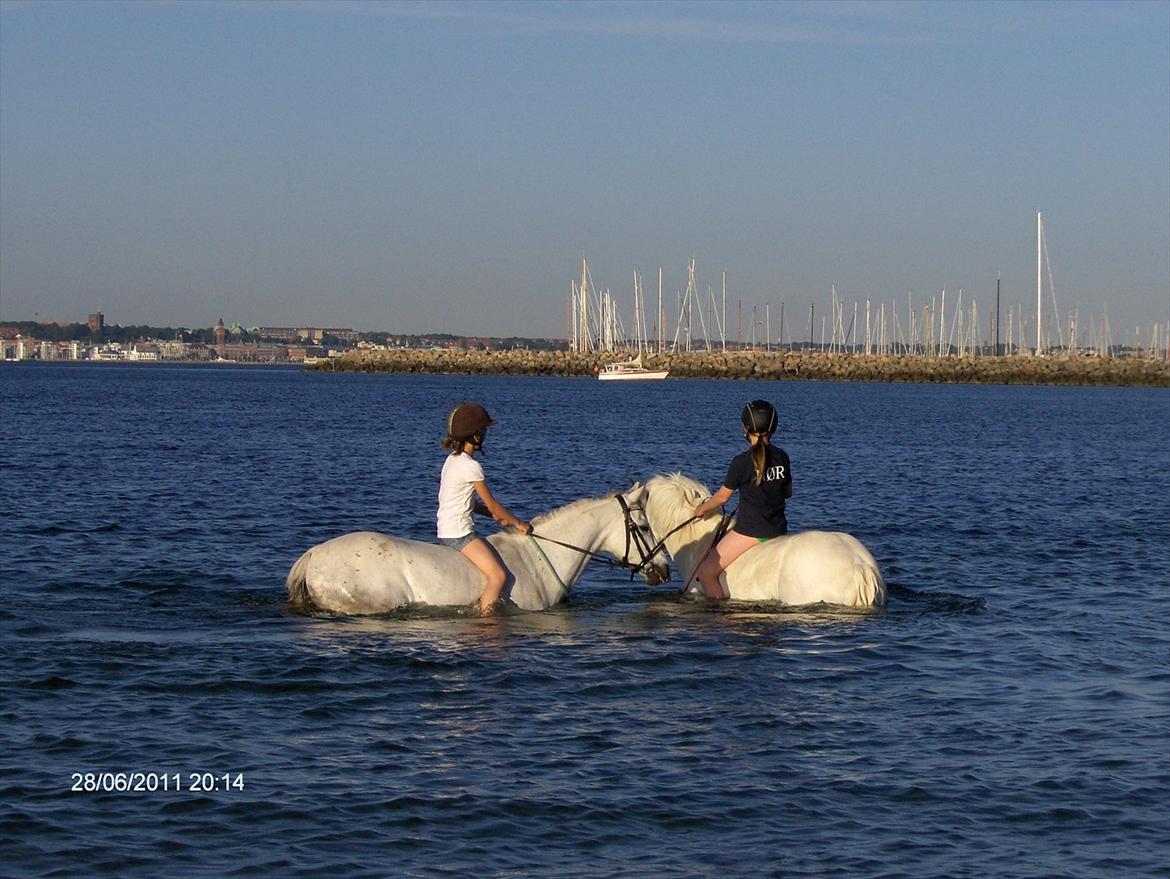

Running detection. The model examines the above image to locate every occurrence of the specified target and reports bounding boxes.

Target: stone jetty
[311,348,1170,387]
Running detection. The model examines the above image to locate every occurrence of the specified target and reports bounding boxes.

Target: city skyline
[1,1,1167,338]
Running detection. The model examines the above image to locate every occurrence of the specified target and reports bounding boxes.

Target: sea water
[1,363,1167,878]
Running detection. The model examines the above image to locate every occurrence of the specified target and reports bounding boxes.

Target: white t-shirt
[436,452,485,539]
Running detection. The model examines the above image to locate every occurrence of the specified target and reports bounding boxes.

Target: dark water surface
[2,363,1167,878]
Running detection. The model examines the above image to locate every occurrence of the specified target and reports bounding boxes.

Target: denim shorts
[438,532,480,551]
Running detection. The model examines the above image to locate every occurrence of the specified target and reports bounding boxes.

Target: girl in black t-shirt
[691,400,793,600]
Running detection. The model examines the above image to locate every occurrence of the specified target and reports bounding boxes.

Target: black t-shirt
[723,444,792,538]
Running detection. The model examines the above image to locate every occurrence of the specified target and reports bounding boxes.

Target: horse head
[525,481,671,593]
[642,473,725,579]
[617,480,672,586]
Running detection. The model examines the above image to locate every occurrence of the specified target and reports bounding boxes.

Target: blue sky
[1,0,1167,339]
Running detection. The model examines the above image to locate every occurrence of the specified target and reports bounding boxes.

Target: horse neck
[531,496,620,588]
[664,522,720,582]
[646,478,722,582]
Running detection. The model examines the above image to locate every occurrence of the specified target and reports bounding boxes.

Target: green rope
[528,534,570,604]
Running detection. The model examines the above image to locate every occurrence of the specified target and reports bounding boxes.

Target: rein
[527,534,570,603]
[529,496,664,580]
[525,494,735,595]
[679,508,736,594]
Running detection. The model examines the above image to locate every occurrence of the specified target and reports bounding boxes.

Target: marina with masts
[316,211,1168,384]
[566,212,1167,362]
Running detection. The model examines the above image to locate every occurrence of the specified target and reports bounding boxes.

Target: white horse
[286,482,668,614]
[642,473,885,608]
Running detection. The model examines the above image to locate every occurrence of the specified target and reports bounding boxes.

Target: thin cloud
[280,0,944,47]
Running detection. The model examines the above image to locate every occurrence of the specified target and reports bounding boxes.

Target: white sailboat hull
[597,353,668,381]
[597,368,669,381]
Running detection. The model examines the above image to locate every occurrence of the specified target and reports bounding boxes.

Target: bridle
[528,495,670,581]
[529,493,736,592]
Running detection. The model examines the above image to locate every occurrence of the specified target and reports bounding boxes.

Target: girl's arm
[472,480,532,534]
[693,485,734,518]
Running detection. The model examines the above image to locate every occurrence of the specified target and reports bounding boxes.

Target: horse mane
[645,472,710,533]
[530,489,621,530]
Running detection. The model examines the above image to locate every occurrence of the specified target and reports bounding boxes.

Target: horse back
[727,530,885,607]
[295,531,482,613]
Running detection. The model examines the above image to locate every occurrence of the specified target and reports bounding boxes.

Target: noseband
[623,497,737,588]
[615,494,668,581]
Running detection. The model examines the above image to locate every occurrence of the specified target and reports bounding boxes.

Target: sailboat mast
[632,271,640,357]
[580,256,590,353]
[995,273,1001,356]
[657,267,663,353]
[1036,211,1043,355]
[722,272,727,352]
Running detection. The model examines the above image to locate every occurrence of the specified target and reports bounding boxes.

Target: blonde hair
[749,433,771,486]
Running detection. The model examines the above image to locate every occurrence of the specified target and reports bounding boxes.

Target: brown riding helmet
[446,401,496,440]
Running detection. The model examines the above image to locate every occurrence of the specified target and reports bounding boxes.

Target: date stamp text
[70,772,245,793]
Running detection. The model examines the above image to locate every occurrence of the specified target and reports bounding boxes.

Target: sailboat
[597,269,669,381]
[597,352,669,381]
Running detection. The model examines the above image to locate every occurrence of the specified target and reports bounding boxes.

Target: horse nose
[645,562,671,586]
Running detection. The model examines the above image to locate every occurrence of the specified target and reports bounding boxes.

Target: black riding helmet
[741,399,777,436]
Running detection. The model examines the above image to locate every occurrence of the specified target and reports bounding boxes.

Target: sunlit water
[2,364,1167,878]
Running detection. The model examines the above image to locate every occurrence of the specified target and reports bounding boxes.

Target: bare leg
[460,538,508,614]
[695,530,760,600]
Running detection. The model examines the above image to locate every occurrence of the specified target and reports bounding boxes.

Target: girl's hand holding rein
[494,513,531,534]
[694,486,734,519]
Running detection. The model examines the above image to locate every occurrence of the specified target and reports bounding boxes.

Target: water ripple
[1,368,1167,879]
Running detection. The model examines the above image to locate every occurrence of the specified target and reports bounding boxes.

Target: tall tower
[214,318,226,348]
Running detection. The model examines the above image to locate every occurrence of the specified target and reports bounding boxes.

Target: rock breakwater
[312,348,1169,387]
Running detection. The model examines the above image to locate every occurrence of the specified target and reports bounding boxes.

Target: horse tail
[854,561,886,608]
[286,548,314,608]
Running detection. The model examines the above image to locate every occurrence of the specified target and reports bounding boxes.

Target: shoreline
[310,349,1170,387]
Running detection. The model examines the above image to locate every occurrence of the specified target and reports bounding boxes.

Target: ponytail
[440,429,485,455]
[750,433,770,486]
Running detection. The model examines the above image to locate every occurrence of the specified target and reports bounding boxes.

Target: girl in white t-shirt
[437,402,531,614]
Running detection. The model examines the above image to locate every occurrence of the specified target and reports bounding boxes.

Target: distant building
[214,342,285,363]
[156,340,189,359]
[2,338,29,359]
[39,341,81,360]
[214,318,226,348]
[257,326,359,343]
[286,346,325,362]
[91,343,124,360]
[88,312,104,334]
[127,345,160,361]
